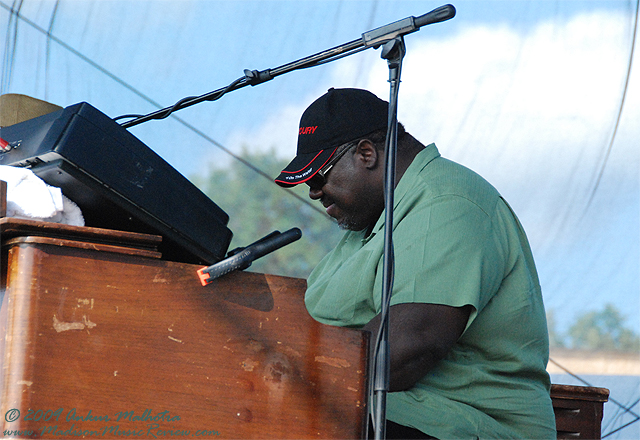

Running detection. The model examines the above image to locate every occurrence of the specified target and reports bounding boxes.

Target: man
[275,88,556,439]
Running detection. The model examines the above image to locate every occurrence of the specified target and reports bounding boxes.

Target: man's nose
[308,186,323,200]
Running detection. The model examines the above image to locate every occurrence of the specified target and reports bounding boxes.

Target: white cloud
[225,102,303,158]
[224,10,637,180]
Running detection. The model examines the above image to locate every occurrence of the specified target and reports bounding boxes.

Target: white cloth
[0,165,84,226]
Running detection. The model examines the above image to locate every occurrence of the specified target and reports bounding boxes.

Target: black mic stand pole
[372,36,406,440]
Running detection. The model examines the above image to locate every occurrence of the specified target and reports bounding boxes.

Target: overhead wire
[584,0,639,211]
[604,414,640,438]
[604,396,640,438]
[1,0,22,94]
[553,1,640,429]
[44,0,60,101]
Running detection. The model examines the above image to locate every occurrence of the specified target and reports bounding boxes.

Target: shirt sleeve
[375,194,507,329]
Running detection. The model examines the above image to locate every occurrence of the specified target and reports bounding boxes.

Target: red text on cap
[299,126,318,135]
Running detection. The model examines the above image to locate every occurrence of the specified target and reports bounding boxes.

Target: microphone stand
[372,36,405,440]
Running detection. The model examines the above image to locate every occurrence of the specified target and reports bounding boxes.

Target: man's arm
[363,302,472,392]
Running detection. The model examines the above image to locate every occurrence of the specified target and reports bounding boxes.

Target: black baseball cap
[274,88,388,187]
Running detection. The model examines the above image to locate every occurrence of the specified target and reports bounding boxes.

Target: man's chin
[337,217,366,232]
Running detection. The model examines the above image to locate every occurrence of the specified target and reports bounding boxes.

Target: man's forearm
[364,303,471,391]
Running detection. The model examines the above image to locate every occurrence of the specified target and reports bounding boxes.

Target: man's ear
[355,139,380,170]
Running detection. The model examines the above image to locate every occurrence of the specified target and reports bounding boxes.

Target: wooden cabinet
[0,219,369,439]
[551,384,610,440]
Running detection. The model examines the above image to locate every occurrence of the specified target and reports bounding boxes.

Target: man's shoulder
[410,149,502,214]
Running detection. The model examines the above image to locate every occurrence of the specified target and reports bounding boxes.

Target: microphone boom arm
[118,4,456,128]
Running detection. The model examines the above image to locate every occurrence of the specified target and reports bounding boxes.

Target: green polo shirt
[305,144,556,439]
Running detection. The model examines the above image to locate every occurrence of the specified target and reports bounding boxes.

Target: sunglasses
[312,142,357,187]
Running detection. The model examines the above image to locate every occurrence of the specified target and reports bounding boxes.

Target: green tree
[191,148,343,279]
[567,303,640,352]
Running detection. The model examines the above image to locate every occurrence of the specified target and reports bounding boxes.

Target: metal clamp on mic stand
[370,36,406,440]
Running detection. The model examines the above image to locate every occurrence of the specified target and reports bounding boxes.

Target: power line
[603,396,640,438]
[584,0,640,211]
[44,0,60,101]
[1,0,22,94]
[604,414,640,439]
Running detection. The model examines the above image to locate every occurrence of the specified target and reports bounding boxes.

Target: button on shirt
[305,144,556,439]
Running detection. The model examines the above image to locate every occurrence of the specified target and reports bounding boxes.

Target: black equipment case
[0,102,232,265]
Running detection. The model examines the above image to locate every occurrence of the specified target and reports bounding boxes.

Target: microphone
[197,228,302,285]
[362,4,456,48]
[415,4,457,27]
